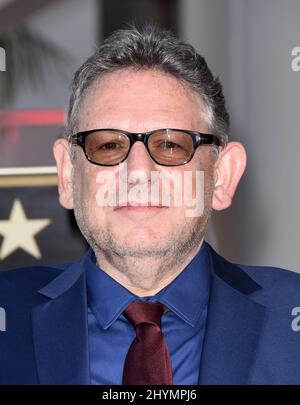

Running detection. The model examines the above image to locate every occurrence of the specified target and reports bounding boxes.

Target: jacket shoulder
[239,262,300,289]
[236,262,300,307]
[205,242,300,303]
[0,263,69,307]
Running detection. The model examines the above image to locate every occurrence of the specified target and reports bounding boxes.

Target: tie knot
[123,301,169,328]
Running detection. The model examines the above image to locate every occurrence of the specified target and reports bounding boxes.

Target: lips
[114,202,167,209]
[117,201,166,208]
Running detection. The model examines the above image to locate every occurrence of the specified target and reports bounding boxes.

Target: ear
[53,138,74,209]
[212,141,247,211]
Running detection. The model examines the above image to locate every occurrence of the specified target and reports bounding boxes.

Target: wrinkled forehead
[78,69,209,133]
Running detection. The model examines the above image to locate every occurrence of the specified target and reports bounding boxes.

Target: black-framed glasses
[70,128,224,167]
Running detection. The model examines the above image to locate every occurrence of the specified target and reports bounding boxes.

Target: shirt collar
[85,241,211,329]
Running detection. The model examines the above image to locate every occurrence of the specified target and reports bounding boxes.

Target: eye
[158,141,181,149]
[99,142,120,150]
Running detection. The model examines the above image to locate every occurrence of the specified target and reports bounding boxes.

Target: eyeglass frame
[70,128,225,167]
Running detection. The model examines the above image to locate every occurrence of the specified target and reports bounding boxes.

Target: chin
[124,231,158,246]
[110,219,154,234]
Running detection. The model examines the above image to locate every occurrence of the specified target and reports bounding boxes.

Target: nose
[125,140,156,173]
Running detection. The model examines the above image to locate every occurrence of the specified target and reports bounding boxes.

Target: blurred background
[0,0,299,272]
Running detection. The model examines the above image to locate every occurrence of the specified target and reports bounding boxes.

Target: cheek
[74,164,122,228]
[73,164,100,210]
[178,150,214,201]
[204,170,215,203]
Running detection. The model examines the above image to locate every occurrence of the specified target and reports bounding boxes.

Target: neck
[94,238,204,297]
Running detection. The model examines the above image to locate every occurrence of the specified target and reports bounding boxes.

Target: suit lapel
[199,245,267,384]
[31,260,90,385]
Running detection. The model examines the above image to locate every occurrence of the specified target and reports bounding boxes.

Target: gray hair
[67,23,230,146]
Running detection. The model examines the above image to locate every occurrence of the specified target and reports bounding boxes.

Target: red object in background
[0,109,66,160]
[0,109,66,127]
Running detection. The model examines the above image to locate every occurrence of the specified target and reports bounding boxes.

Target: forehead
[79,68,208,132]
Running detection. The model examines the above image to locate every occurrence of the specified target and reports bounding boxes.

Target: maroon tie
[122,301,173,385]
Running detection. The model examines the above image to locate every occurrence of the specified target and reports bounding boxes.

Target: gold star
[0,199,51,260]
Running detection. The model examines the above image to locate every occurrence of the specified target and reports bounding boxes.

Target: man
[0,24,300,385]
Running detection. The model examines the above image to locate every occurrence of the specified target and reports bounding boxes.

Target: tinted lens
[148,129,194,165]
[84,130,130,165]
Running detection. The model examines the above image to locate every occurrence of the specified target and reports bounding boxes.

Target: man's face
[70,69,216,258]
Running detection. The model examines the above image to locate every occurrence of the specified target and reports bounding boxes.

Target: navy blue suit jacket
[1,242,300,384]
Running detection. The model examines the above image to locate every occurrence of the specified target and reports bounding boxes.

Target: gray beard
[74,206,211,290]
[72,171,214,288]
[73,191,212,261]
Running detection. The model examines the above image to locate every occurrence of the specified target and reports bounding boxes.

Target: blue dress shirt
[86,241,211,385]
